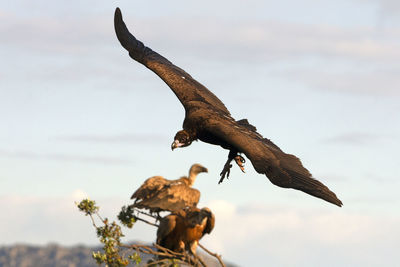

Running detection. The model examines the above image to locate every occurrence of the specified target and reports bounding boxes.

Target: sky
[1,0,399,266]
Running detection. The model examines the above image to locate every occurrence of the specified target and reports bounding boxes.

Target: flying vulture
[131,164,208,213]
[157,207,215,254]
[114,8,343,207]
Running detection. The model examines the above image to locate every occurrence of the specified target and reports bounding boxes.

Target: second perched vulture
[114,8,343,207]
[157,207,215,254]
[131,164,208,213]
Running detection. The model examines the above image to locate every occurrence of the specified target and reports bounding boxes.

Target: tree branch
[133,215,159,227]
[199,243,226,267]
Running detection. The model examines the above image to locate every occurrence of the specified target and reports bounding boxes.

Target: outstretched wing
[114,8,230,115]
[204,115,343,207]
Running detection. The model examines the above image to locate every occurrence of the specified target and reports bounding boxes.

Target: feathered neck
[187,170,198,186]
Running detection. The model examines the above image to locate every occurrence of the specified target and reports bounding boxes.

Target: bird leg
[234,154,246,173]
[219,151,246,184]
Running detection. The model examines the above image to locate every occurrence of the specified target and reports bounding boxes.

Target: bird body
[115,8,343,207]
[157,207,215,254]
[131,164,208,213]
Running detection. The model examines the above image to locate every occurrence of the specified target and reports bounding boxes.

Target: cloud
[0,194,155,246]
[356,0,400,16]
[0,149,132,165]
[323,132,380,145]
[277,68,400,96]
[2,8,399,62]
[122,18,400,67]
[54,133,169,144]
[0,11,112,54]
[2,5,399,97]
[1,195,398,266]
[322,132,392,145]
[203,200,399,266]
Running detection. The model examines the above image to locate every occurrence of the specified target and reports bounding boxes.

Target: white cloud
[54,133,169,144]
[71,189,89,200]
[322,132,389,145]
[356,0,400,16]
[0,194,155,246]
[1,195,399,266]
[202,200,399,266]
[2,8,399,62]
[278,68,400,95]
[0,149,132,165]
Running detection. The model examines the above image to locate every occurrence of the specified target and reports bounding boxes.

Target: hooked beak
[171,140,183,150]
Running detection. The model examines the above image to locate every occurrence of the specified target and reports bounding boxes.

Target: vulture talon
[219,163,232,184]
[234,155,246,173]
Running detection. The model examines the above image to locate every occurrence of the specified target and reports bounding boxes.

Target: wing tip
[332,197,343,207]
[318,188,343,207]
[114,7,122,27]
[113,7,133,51]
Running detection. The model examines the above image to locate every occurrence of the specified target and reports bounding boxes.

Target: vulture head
[186,207,215,235]
[171,130,194,150]
[186,163,207,186]
[189,164,208,176]
[156,207,215,255]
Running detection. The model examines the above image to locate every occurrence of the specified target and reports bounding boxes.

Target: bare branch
[133,215,159,227]
[199,243,226,267]
[88,214,97,228]
[134,208,160,220]
[143,258,187,267]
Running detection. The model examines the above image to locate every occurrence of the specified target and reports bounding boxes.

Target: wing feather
[114,8,230,115]
[130,176,167,200]
[205,116,343,207]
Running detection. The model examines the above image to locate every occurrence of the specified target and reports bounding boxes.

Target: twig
[199,243,226,267]
[121,243,185,259]
[144,258,186,267]
[134,216,159,227]
[134,208,159,220]
[122,243,208,267]
[88,214,97,228]
[190,253,207,267]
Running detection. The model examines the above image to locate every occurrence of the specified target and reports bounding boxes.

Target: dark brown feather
[156,207,215,254]
[114,8,229,115]
[200,113,343,206]
[115,8,342,207]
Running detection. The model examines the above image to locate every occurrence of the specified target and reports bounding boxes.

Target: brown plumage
[157,207,215,254]
[114,8,343,207]
[131,164,208,213]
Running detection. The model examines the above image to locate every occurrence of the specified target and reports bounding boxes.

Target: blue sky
[1,0,399,266]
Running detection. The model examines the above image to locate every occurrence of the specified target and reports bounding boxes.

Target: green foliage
[128,252,141,265]
[76,199,99,215]
[118,205,136,228]
[76,199,139,267]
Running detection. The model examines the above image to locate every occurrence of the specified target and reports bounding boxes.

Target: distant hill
[0,243,237,267]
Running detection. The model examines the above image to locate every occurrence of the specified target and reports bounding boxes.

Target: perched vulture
[157,207,215,254]
[114,8,343,207]
[131,164,208,213]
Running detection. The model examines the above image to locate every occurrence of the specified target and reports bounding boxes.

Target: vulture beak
[171,140,183,150]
